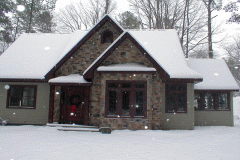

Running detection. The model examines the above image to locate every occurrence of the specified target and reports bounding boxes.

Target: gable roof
[187,59,239,91]
[0,31,87,80]
[45,15,124,80]
[83,30,203,81]
[83,32,170,79]
[129,30,202,79]
[0,15,123,82]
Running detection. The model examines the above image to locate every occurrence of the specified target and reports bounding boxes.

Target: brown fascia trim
[163,78,203,83]
[97,71,156,74]
[0,78,46,83]
[49,83,92,86]
[84,32,170,80]
[44,15,124,81]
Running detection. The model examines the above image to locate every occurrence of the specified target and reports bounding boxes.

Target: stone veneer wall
[89,38,164,130]
[53,86,61,122]
[55,21,122,77]
[89,73,163,130]
[101,39,155,67]
[52,22,122,123]
[51,22,164,129]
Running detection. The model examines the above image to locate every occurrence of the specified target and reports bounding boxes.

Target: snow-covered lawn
[0,97,240,160]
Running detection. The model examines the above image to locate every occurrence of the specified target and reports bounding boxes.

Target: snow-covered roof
[97,63,156,72]
[128,30,202,79]
[84,30,202,80]
[48,74,91,84]
[187,59,239,90]
[0,30,87,79]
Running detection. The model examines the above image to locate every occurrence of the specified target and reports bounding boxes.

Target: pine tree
[117,11,141,29]
[13,0,56,34]
[0,0,14,53]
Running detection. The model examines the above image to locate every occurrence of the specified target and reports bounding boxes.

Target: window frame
[105,80,147,118]
[101,30,113,44]
[165,83,187,113]
[194,91,230,111]
[6,85,37,109]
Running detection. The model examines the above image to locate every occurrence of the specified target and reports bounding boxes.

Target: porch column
[83,86,90,125]
[48,85,55,123]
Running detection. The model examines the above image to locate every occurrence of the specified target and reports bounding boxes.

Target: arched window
[101,30,113,44]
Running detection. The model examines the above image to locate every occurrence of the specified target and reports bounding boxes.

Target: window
[194,91,230,111]
[101,30,113,44]
[7,85,37,109]
[106,81,147,118]
[166,83,187,113]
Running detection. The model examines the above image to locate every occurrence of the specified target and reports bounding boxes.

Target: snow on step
[46,123,98,128]
[57,128,99,132]
[62,125,98,128]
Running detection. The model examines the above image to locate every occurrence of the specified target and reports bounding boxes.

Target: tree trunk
[27,0,34,33]
[207,0,213,58]
[181,0,188,49]
[186,0,190,58]
[105,0,109,14]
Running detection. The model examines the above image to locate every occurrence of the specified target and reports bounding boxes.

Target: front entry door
[60,87,85,124]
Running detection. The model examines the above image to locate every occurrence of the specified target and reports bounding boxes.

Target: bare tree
[177,0,209,57]
[56,0,116,33]
[223,35,240,81]
[128,0,184,29]
[201,0,223,58]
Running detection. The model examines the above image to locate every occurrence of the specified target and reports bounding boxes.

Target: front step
[46,123,98,128]
[62,125,98,129]
[46,123,111,133]
[58,128,99,132]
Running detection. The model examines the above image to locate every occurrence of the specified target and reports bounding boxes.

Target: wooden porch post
[83,86,90,125]
[48,85,55,123]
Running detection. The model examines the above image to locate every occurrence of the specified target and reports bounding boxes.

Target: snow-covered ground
[1,98,240,160]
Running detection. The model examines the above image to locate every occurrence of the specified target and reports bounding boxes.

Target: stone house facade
[0,15,238,130]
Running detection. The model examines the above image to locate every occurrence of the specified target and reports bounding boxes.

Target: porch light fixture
[55,92,60,95]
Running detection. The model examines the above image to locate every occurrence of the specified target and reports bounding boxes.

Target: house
[0,15,238,130]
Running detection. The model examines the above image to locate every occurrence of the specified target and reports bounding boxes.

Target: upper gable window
[101,30,113,44]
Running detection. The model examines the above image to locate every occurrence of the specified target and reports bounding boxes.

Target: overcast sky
[55,0,240,44]
[55,0,130,13]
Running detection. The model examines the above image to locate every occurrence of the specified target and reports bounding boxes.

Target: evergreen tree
[0,0,57,53]
[0,0,14,53]
[223,1,240,23]
[117,11,141,29]
[13,0,56,34]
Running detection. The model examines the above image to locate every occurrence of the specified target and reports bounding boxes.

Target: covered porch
[48,74,92,125]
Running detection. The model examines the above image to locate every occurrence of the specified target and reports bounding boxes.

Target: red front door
[60,87,86,124]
